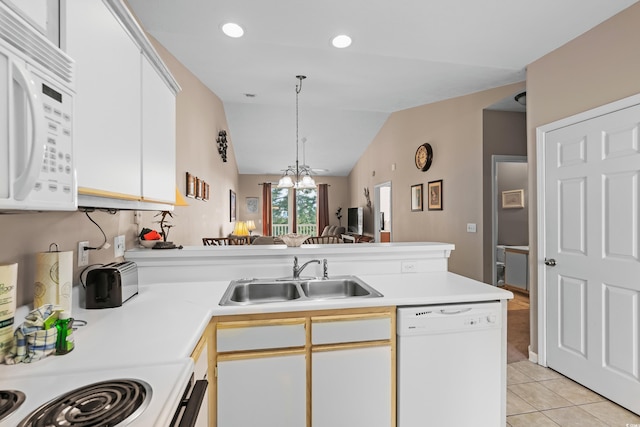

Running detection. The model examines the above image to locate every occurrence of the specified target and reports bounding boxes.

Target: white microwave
[0,1,76,211]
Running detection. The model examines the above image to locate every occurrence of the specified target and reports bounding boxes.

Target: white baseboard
[528,345,538,363]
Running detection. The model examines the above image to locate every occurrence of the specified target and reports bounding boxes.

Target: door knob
[544,258,557,266]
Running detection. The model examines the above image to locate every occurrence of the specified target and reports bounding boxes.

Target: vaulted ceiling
[128,0,638,176]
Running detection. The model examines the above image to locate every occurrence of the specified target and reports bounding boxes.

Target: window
[271,187,317,236]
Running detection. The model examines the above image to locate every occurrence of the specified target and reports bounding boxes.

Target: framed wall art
[186,172,196,198]
[246,197,259,214]
[428,180,443,211]
[502,189,524,209]
[203,183,210,201]
[230,190,237,221]
[195,178,203,199]
[411,184,423,212]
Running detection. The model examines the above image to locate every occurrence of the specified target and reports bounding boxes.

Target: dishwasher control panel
[397,301,502,335]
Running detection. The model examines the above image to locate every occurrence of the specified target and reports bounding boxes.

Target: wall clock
[415,143,433,171]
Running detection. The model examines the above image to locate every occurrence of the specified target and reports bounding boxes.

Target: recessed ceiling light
[222,22,244,38]
[331,34,352,49]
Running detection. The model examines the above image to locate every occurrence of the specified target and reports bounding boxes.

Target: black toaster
[85,261,138,309]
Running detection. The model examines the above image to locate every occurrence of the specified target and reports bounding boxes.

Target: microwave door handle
[11,62,44,201]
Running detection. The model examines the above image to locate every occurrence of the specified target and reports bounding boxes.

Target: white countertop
[0,270,511,425]
[1,271,510,379]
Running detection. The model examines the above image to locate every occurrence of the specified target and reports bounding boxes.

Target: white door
[541,101,640,414]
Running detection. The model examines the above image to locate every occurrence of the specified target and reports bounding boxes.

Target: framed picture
[246,197,259,214]
[502,189,524,209]
[204,183,210,201]
[230,190,236,221]
[428,180,443,211]
[411,184,423,212]
[195,178,203,199]
[186,172,195,198]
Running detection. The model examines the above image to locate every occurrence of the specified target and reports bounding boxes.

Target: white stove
[0,359,193,426]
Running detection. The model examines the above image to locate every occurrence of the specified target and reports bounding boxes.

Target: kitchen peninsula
[1,243,512,426]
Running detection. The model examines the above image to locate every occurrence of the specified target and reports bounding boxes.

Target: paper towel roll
[35,250,72,313]
[0,263,17,359]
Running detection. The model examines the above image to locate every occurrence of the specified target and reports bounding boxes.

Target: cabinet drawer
[217,319,306,352]
[312,313,391,345]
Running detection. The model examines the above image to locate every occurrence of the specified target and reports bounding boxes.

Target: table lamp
[246,220,256,235]
[233,221,249,236]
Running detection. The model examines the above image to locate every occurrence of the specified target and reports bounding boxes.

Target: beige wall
[526,2,640,353]
[238,175,350,235]
[348,82,525,282]
[0,33,239,307]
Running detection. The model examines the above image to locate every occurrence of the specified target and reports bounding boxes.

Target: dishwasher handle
[438,308,472,315]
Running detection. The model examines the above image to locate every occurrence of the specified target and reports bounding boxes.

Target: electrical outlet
[133,210,142,225]
[466,223,477,233]
[114,235,125,257]
[78,241,89,266]
[401,261,417,273]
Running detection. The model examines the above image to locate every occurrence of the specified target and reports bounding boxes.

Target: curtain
[292,190,297,234]
[317,183,329,235]
[261,183,272,236]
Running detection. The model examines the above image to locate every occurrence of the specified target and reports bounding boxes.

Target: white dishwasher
[397,302,504,426]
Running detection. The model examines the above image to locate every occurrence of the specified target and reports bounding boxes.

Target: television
[347,207,363,235]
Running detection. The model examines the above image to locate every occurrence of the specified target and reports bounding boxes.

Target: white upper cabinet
[67,0,142,199]
[141,57,175,203]
[65,0,179,209]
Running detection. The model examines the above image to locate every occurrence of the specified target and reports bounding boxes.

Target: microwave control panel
[31,68,74,203]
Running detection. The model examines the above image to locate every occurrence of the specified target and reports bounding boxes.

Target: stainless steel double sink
[219,275,383,306]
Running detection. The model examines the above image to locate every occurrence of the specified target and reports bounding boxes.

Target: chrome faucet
[293,256,321,279]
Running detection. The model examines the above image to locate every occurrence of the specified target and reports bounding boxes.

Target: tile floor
[506,293,640,426]
[507,360,640,426]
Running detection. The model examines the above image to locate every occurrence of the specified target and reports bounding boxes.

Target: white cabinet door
[67,0,142,198]
[312,346,392,427]
[217,352,306,427]
[141,57,175,203]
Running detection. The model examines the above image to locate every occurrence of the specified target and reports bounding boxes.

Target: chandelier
[277,75,317,189]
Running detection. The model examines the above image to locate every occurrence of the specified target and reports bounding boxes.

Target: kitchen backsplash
[0,210,136,307]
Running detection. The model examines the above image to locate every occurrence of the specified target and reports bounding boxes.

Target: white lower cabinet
[213,308,395,427]
[312,345,392,427]
[216,352,307,427]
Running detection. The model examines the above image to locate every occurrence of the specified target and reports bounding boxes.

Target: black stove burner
[0,390,26,422]
[18,379,152,427]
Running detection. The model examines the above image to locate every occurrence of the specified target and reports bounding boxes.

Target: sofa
[321,225,346,237]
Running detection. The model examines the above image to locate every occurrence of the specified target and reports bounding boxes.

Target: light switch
[466,223,477,233]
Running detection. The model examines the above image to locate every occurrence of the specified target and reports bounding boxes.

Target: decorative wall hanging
[428,180,443,211]
[217,130,228,162]
[204,183,210,201]
[411,184,423,212]
[364,187,372,210]
[502,189,524,209]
